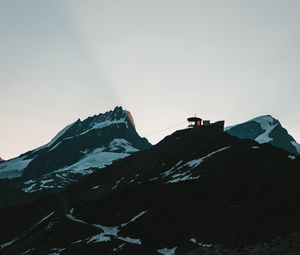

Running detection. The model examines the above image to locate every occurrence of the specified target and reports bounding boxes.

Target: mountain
[0,125,299,255]
[225,115,300,155]
[0,106,151,206]
[0,157,4,162]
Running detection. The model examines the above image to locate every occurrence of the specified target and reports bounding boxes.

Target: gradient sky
[1,0,300,160]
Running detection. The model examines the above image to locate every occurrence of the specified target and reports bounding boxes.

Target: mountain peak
[47,106,134,148]
[0,106,151,195]
[226,115,299,155]
[250,115,279,126]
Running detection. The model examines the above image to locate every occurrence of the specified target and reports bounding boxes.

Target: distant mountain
[226,115,300,155]
[0,126,300,255]
[0,106,151,206]
[0,157,4,162]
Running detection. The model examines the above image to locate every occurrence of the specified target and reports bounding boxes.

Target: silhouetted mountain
[0,106,151,206]
[226,115,300,155]
[1,126,299,255]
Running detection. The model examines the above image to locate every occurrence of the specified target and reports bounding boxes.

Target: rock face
[0,106,151,206]
[226,115,300,155]
[0,126,299,255]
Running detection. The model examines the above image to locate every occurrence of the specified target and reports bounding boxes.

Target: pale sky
[1,0,300,160]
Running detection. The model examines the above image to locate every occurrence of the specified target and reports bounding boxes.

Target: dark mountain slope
[1,127,300,255]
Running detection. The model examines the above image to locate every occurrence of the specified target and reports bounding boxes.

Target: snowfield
[0,157,33,179]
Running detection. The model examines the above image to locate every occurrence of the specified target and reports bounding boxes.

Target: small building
[187,116,225,132]
[187,117,202,128]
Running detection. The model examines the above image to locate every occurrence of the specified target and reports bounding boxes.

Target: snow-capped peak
[250,115,278,128]
[65,106,134,137]
[36,106,134,151]
[226,115,279,144]
[0,106,151,183]
[226,115,300,155]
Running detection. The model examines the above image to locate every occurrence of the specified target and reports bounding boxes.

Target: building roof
[187,117,202,122]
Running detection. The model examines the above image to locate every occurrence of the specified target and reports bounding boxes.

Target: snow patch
[49,248,66,255]
[22,183,39,193]
[157,247,177,255]
[249,116,278,144]
[41,179,54,187]
[0,239,18,249]
[79,119,128,136]
[48,142,62,152]
[30,212,54,231]
[109,139,139,153]
[71,240,82,245]
[24,179,35,185]
[66,210,88,225]
[46,221,55,230]
[190,238,213,247]
[190,238,197,243]
[121,210,147,227]
[179,146,230,170]
[92,223,142,245]
[252,115,276,127]
[149,177,159,181]
[67,208,144,246]
[86,233,111,243]
[113,243,125,252]
[112,177,125,190]
[93,119,128,130]
[22,178,56,193]
[162,161,183,178]
[22,248,36,254]
[255,124,278,143]
[162,147,230,183]
[167,174,199,183]
[0,157,33,179]
[54,148,129,175]
[116,236,141,245]
[93,224,119,236]
[291,141,300,154]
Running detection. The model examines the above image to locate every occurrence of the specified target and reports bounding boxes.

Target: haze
[1,0,300,159]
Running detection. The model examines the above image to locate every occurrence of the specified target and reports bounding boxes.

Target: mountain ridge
[1,126,300,254]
